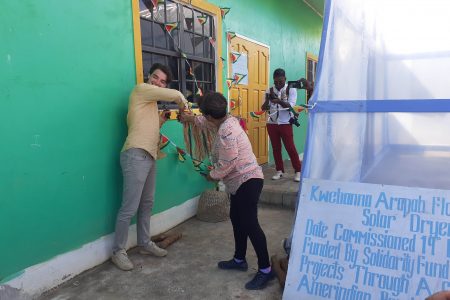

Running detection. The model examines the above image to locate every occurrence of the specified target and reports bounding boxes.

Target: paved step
[260,163,301,210]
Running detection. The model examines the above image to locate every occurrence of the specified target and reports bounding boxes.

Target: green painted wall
[0,1,210,281]
[0,0,322,282]
[209,0,323,160]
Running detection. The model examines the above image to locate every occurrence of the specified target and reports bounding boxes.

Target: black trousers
[230,178,270,269]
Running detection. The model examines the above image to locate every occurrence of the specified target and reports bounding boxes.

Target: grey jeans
[112,148,156,253]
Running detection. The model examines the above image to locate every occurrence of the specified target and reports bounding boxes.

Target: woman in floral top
[181,92,274,290]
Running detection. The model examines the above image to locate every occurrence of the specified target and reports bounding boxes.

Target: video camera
[287,78,310,90]
[286,78,313,127]
[289,115,300,127]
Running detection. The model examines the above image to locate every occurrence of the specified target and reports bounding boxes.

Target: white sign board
[284,178,450,300]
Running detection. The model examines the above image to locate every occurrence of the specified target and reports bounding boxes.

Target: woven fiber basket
[196,190,230,222]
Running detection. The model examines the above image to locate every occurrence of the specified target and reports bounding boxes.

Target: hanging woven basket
[196,189,230,222]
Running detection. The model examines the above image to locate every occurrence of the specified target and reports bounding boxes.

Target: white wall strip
[2,196,200,299]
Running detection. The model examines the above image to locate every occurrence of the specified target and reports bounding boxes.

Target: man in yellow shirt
[111,63,188,271]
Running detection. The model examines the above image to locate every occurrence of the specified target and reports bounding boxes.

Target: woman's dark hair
[273,68,285,78]
[199,92,227,119]
[148,63,172,84]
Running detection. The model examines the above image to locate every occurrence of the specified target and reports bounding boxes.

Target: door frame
[227,33,271,164]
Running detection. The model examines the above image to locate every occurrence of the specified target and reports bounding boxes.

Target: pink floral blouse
[195,115,264,194]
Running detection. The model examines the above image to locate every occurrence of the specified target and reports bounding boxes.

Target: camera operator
[261,68,302,182]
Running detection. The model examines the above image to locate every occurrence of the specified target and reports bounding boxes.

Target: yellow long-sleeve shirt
[122,83,187,159]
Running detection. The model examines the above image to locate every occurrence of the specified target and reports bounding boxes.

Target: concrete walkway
[39,207,294,300]
[39,163,300,300]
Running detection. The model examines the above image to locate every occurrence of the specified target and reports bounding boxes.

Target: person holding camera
[261,68,302,182]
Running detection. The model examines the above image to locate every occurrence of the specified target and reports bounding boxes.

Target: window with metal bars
[139,0,216,108]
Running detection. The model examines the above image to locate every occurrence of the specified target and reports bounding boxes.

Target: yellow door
[229,36,269,164]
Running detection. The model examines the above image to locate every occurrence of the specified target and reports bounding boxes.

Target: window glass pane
[204,15,210,36]
[153,22,167,49]
[139,0,152,19]
[209,19,215,59]
[168,29,179,51]
[140,19,153,47]
[168,56,179,81]
[197,82,204,96]
[182,31,194,55]
[193,35,205,57]
[185,60,194,81]
[204,39,211,58]
[152,53,167,65]
[142,52,152,82]
[204,63,212,82]
[192,61,203,81]
[193,10,204,34]
[152,3,165,22]
[183,6,194,32]
[165,1,178,23]
[206,40,211,59]
[169,81,180,90]
[207,83,214,93]
[185,81,195,103]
